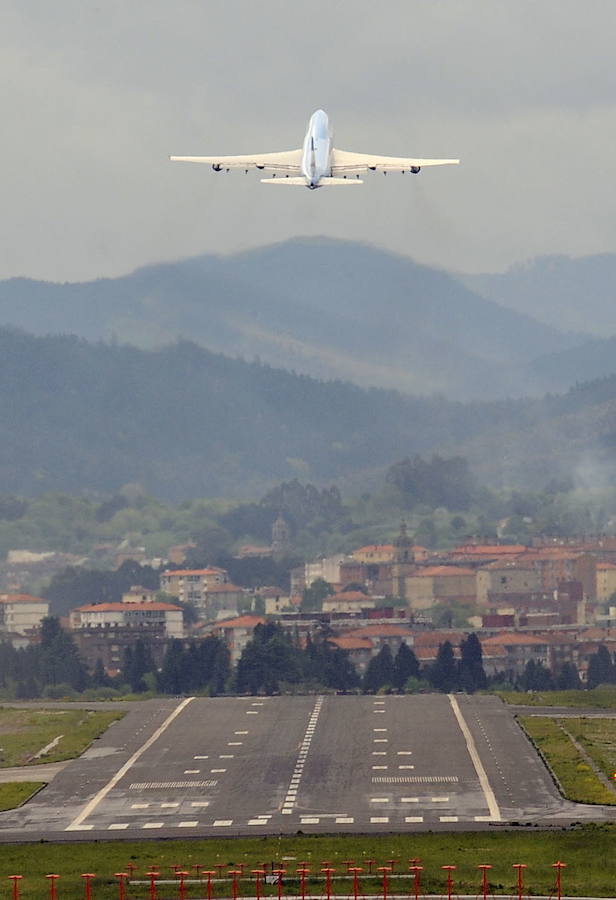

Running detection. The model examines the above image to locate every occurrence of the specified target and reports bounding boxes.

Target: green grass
[0,708,123,767]
[0,782,44,811]
[1,828,616,898]
[563,717,616,782]
[496,687,616,708]
[520,716,616,804]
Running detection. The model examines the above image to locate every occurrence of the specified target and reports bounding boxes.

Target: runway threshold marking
[447,694,501,822]
[65,697,194,831]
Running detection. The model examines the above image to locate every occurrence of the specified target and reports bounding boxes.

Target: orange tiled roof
[413,630,465,646]
[451,544,527,556]
[597,562,616,570]
[345,624,414,638]
[204,583,243,593]
[354,544,395,554]
[329,635,374,651]
[215,615,266,629]
[0,593,46,604]
[479,560,533,571]
[481,632,548,646]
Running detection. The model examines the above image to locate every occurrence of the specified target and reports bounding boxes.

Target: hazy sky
[2,0,616,281]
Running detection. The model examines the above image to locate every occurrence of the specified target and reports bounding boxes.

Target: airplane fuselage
[301,109,332,188]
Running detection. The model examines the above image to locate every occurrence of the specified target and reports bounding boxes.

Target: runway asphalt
[0,694,611,841]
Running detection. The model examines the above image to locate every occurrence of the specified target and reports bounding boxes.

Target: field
[0,708,124,767]
[520,716,616,804]
[0,828,615,899]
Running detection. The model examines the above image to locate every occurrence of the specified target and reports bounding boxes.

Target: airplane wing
[169,149,302,173]
[331,148,459,174]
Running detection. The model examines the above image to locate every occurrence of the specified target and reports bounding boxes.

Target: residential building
[322,591,376,613]
[121,585,158,604]
[596,562,616,603]
[70,602,184,638]
[0,593,49,635]
[160,568,229,604]
[305,554,347,588]
[209,615,266,664]
[402,566,477,611]
[476,562,542,605]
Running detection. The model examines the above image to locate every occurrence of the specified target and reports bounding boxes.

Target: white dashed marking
[401,797,419,803]
[300,817,320,824]
[440,816,459,822]
[235,731,248,735]
[405,816,424,823]
[399,765,415,770]
[184,769,200,774]
[108,823,129,830]
[194,755,208,759]
[336,817,354,824]
[370,816,389,823]
[211,768,226,773]
[131,803,149,809]
[372,765,388,770]
[143,822,164,829]
[191,801,209,807]
[213,819,233,826]
[370,797,389,802]
[178,821,198,827]
[431,796,449,802]
[161,802,179,808]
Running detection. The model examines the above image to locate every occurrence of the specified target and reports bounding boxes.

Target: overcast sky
[2,0,616,281]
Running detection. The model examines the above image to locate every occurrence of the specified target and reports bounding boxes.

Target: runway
[0,694,599,840]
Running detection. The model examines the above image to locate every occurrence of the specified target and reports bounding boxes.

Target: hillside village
[2,521,616,690]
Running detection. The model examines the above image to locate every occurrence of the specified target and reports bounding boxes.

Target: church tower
[392,520,415,600]
[271,515,290,561]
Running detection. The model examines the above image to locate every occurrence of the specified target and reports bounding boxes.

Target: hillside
[0,329,615,500]
[0,238,580,401]
[461,253,616,337]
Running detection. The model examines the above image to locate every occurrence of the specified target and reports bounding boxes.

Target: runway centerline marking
[281,696,324,813]
[66,697,194,831]
[448,694,502,822]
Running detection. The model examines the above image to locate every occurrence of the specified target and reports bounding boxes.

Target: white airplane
[170,109,459,189]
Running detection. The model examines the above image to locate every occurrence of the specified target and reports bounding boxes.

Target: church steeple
[392,520,414,599]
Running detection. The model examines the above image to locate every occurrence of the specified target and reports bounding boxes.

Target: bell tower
[392,520,414,600]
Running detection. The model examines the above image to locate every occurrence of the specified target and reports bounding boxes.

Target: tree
[587,645,615,689]
[235,623,301,695]
[363,645,396,693]
[393,642,420,691]
[428,641,459,692]
[556,661,581,690]
[458,633,487,693]
[520,659,553,691]
[301,578,334,612]
[39,617,88,691]
[124,639,154,693]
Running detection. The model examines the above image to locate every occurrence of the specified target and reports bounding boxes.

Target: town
[2,519,616,695]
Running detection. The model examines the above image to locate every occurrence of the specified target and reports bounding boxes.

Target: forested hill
[1,328,616,499]
[0,238,582,401]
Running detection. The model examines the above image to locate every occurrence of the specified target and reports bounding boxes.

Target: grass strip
[1,827,616,898]
[0,708,123,767]
[0,782,44,811]
[563,717,616,782]
[496,687,616,708]
[520,715,616,804]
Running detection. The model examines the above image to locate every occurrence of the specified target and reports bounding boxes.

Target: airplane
[170,108,459,189]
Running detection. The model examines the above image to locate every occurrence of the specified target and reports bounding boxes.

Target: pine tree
[393,642,420,691]
[458,633,487,693]
[587,645,615,689]
[429,641,459,692]
[363,644,396,693]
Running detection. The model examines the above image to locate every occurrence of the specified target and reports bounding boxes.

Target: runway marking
[300,817,320,824]
[373,710,385,714]
[475,815,494,821]
[448,694,501,822]
[336,817,354,824]
[246,711,259,715]
[194,755,209,759]
[281,695,324,813]
[178,821,198,827]
[251,702,264,706]
[65,697,194,831]
[235,731,248,735]
[220,754,234,759]
[431,796,449,802]
[397,751,413,755]
[248,819,269,825]
[161,802,179,808]
[440,815,459,822]
[70,825,93,830]
[228,742,243,746]
[131,803,149,809]
[399,765,415,770]
[405,816,424,823]
[401,797,419,802]
[370,816,389,823]
[108,823,129,830]
[372,765,388,770]
[130,780,217,789]
[191,801,209,807]
[211,768,227,773]
[373,775,458,783]
[373,728,387,732]
[370,797,389,802]
[184,769,200,774]
[213,819,233,826]
[281,809,292,814]
[143,822,164,829]
[373,739,388,743]
[372,752,387,756]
